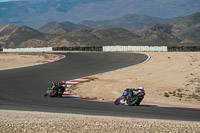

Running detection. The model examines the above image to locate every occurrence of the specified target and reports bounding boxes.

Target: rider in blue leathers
[120,87,144,104]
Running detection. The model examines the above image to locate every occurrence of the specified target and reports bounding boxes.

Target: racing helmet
[138,87,144,90]
[61,80,65,84]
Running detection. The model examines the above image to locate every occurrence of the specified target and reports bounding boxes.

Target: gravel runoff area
[0,110,200,133]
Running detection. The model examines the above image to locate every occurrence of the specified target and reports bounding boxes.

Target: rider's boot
[120,99,126,104]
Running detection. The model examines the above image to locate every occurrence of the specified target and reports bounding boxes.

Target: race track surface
[0,52,200,121]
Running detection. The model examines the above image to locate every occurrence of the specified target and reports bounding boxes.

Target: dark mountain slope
[38,21,92,33]
[132,12,200,45]
[80,14,170,30]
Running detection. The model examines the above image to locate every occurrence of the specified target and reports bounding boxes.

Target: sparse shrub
[188,93,200,101]
[185,84,190,86]
[176,93,183,98]
[195,87,200,93]
[164,92,170,97]
[172,91,176,96]
[177,89,183,92]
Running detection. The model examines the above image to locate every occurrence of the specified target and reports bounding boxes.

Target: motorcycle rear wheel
[127,95,139,106]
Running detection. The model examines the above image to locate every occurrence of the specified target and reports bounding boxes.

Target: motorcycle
[115,88,145,106]
[44,82,66,97]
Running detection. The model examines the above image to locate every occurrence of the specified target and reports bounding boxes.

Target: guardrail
[103,46,168,52]
[168,46,200,51]
[2,46,200,52]
[3,47,53,52]
[53,46,102,51]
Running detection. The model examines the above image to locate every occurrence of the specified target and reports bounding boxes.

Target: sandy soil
[0,52,56,70]
[0,110,200,133]
[72,52,200,108]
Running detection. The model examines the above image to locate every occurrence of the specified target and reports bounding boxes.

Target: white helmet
[138,87,144,90]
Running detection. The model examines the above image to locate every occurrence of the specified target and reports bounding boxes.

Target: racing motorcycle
[114,88,145,106]
[44,82,66,97]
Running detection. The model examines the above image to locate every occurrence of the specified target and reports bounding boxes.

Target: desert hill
[38,21,92,33]
[0,25,44,48]
[132,12,200,45]
[0,12,200,48]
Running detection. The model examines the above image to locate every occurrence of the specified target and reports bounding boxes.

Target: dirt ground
[0,110,200,133]
[71,52,200,108]
[0,52,56,70]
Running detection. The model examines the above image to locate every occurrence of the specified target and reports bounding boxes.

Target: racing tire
[114,97,121,105]
[127,95,139,106]
[135,98,143,106]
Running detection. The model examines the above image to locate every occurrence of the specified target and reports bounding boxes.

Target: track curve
[0,52,200,121]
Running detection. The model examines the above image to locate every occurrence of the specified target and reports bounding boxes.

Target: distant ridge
[132,12,200,45]
[1,0,200,28]
[49,28,70,35]
[80,14,170,30]
[38,21,92,33]
[0,12,200,48]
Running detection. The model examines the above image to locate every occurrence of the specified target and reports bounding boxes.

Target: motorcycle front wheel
[114,97,121,105]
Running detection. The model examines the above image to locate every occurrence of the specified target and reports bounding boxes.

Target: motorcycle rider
[135,87,144,91]
[44,81,66,97]
[59,80,67,89]
[120,87,144,104]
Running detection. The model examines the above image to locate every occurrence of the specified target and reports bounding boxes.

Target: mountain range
[1,0,200,28]
[38,21,92,33]
[38,14,171,32]
[0,12,200,49]
[79,14,171,30]
[133,12,200,45]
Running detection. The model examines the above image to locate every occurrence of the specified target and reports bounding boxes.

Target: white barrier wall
[103,46,168,52]
[3,47,53,52]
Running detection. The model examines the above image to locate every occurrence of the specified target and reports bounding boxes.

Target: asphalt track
[0,52,200,122]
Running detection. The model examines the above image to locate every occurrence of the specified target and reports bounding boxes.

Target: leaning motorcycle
[44,83,65,97]
[115,88,145,106]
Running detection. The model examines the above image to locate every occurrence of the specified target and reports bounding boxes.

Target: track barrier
[3,47,52,52]
[103,46,168,52]
[2,46,200,52]
[53,46,102,51]
[168,46,200,51]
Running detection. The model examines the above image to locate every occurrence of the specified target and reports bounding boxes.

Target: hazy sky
[0,0,11,2]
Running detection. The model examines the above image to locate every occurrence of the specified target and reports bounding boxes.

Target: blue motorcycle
[115,88,145,106]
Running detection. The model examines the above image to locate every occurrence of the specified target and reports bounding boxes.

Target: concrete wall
[103,46,168,52]
[3,47,53,52]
